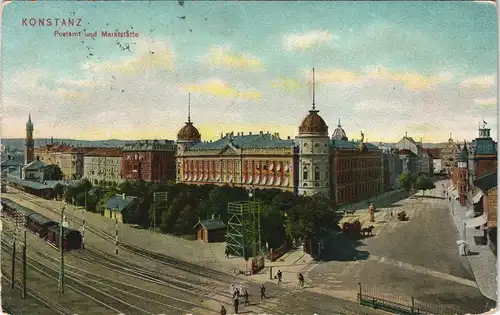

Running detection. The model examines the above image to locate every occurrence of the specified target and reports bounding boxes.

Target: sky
[1,1,498,143]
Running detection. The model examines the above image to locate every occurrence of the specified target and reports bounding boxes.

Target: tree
[397,172,414,191]
[415,175,436,196]
[174,204,200,235]
[54,183,64,199]
[43,164,64,181]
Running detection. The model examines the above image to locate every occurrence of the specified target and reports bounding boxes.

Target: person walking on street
[243,289,249,306]
[277,269,283,284]
[225,247,230,258]
[233,290,240,314]
[220,305,227,315]
[260,284,266,299]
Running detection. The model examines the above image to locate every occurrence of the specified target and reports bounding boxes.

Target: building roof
[298,109,329,135]
[426,148,442,159]
[473,138,496,155]
[44,180,84,189]
[474,171,497,192]
[330,139,379,150]
[84,148,122,157]
[189,133,294,151]
[6,175,51,190]
[193,218,226,230]
[177,122,201,142]
[105,194,139,212]
[331,119,348,141]
[1,157,22,167]
[123,140,176,152]
[25,160,45,171]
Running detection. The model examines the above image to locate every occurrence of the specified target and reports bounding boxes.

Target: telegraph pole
[22,229,26,299]
[10,238,15,289]
[82,186,86,250]
[115,209,118,255]
[58,207,65,294]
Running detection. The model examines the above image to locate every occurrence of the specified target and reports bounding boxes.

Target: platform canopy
[465,214,487,228]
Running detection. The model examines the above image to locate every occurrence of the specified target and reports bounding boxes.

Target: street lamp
[248,187,256,202]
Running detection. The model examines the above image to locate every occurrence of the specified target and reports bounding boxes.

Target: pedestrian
[220,305,227,315]
[225,247,230,258]
[277,269,282,284]
[233,290,240,314]
[260,284,266,299]
[243,289,249,306]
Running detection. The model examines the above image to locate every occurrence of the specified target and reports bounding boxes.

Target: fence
[267,244,287,262]
[356,283,460,315]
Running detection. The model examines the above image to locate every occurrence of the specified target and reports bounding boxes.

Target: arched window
[303,183,308,187]
[303,143,308,147]
[303,165,309,180]
[315,143,320,148]
[314,166,320,181]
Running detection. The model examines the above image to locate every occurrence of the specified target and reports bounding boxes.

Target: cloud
[474,96,497,107]
[55,88,86,101]
[270,77,303,91]
[181,79,262,100]
[82,39,175,75]
[408,123,441,132]
[282,30,334,51]
[303,67,453,90]
[205,46,263,71]
[460,75,496,90]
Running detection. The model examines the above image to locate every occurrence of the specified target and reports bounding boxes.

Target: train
[1,198,82,251]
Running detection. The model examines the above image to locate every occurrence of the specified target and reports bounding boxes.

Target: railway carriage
[46,224,82,251]
[26,213,57,238]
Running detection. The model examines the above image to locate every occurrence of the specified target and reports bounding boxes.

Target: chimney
[122,193,126,200]
[241,132,244,136]
[145,140,149,145]
[287,136,290,140]
[260,131,263,135]
[220,133,223,139]
[249,132,252,135]
[277,133,280,138]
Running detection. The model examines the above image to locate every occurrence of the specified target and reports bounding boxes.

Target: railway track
[5,188,383,315]
[1,236,214,315]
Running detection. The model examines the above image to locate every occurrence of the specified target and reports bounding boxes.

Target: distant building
[469,125,497,182]
[455,142,469,206]
[122,140,176,183]
[381,147,402,191]
[24,159,45,182]
[441,135,460,172]
[104,194,140,224]
[83,148,123,185]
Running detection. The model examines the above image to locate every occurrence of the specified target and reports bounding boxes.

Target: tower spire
[188,93,191,123]
[312,68,316,111]
[337,118,341,127]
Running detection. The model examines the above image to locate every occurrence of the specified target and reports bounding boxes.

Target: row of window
[338,158,381,170]
[303,165,321,181]
[337,168,381,184]
[337,181,381,203]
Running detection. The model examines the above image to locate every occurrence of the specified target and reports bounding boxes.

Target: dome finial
[312,68,316,111]
[337,118,341,127]
[188,93,191,123]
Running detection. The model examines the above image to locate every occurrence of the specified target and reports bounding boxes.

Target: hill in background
[1,138,447,151]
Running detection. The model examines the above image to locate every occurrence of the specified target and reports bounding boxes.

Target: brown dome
[299,110,329,135]
[177,122,201,142]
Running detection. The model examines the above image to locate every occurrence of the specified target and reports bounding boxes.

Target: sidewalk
[446,190,497,302]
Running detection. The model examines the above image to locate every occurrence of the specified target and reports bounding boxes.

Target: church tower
[296,68,330,197]
[24,113,35,165]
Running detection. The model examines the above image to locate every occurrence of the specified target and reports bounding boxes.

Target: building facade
[455,142,469,206]
[23,159,45,182]
[175,89,384,205]
[381,148,402,191]
[25,114,35,165]
[122,140,176,183]
[441,136,460,171]
[83,148,123,185]
[469,126,497,181]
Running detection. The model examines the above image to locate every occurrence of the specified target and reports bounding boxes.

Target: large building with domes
[175,73,384,206]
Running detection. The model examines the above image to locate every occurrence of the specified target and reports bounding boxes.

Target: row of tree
[60,178,341,249]
[397,172,436,195]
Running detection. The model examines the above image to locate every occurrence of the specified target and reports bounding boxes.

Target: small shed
[104,194,139,224]
[193,218,226,243]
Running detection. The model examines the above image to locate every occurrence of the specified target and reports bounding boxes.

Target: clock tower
[24,113,35,165]
[470,123,497,180]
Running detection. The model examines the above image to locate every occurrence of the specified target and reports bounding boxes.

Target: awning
[473,192,484,204]
[465,214,487,228]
